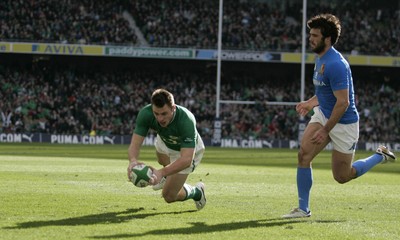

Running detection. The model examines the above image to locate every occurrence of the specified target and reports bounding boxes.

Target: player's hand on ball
[127,161,143,181]
[148,167,162,185]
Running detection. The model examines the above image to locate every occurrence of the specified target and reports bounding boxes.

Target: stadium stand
[0,57,399,142]
[0,0,399,143]
[1,0,399,55]
[0,0,137,45]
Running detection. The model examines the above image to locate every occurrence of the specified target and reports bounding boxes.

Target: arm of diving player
[127,133,145,180]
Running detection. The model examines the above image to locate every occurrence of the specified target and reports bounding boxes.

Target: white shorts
[310,107,359,154]
[155,134,205,174]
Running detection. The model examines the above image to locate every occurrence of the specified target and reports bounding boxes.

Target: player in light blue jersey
[127,89,206,210]
[283,14,396,218]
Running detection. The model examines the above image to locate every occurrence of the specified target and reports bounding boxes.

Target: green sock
[183,183,202,201]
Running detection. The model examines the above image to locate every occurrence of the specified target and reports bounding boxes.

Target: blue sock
[352,153,383,178]
[297,167,312,213]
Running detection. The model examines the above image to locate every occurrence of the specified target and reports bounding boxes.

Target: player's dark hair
[151,89,175,108]
[307,13,341,45]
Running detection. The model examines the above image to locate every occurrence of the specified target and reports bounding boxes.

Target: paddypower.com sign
[105,46,194,59]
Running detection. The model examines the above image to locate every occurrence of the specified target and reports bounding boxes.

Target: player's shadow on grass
[3,207,196,229]
[89,218,345,239]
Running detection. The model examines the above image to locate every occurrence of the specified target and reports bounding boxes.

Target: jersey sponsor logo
[161,135,179,145]
[313,78,326,86]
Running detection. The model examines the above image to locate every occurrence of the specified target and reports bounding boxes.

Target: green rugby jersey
[134,104,199,151]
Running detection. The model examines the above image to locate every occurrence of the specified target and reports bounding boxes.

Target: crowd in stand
[1,0,399,143]
[1,63,399,143]
[1,0,399,56]
[0,0,136,45]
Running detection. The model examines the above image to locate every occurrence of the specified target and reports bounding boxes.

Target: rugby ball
[131,164,152,187]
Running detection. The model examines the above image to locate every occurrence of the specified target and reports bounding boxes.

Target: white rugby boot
[194,182,206,211]
[282,208,311,219]
[376,145,396,164]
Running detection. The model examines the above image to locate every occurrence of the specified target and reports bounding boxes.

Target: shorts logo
[348,142,357,151]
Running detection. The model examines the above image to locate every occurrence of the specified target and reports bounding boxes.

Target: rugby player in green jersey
[127,89,206,210]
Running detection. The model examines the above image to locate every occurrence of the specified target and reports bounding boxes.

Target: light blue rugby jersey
[313,47,359,124]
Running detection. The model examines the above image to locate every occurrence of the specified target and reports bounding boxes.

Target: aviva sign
[11,42,103,56]
[32,44,84,54]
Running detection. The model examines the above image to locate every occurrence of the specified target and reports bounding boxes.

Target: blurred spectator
[0,0,399,55]
[0,1,399,141]
[1,62,398,143]
[1,108,13,133]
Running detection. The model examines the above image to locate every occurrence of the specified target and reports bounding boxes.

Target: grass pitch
[0,143,399,240]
